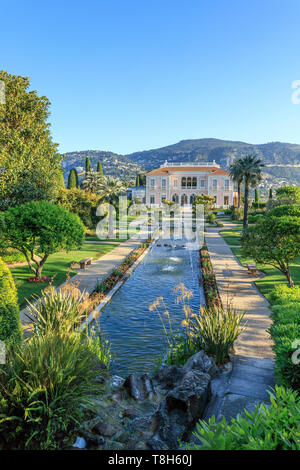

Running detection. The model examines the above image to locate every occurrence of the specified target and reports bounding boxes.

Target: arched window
[172,194,179,203]
[192,177,197,188]
[181,177,186,188]
[181,194,188,205]
[187,177,192,188]
[190,194,196,204]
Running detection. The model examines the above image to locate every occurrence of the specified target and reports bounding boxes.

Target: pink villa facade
[146,161,236,208]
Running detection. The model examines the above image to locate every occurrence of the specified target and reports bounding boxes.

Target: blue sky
[1,0,300,154]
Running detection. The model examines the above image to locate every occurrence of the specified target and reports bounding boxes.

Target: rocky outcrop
[72,351,219,450]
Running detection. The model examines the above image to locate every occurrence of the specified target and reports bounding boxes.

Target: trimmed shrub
[248,214,265,224]
[268,204,300,218]
[269,284,300,390]
[252,201,266,209]
[56,187,101,229]
[187,386,300,450]
[0,257,22,345]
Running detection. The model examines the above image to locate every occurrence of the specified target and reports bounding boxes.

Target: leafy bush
[252,201,266,209]
[56,187,101,229]
[187,386,300,450]
[269,284,300,304]
[269,286,300,390]
[0,332,100,449]
[152,285,245,366]
[268,204,300,218]
[0,257,22,345]
[26,286,87,336]
[206,213,215,224]
[192,307,246,365]
[248,214,264,224]
[231,207,244,221]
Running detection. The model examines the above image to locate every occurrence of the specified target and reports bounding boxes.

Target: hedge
[269,285,300,390]
[268,204,300,218]
[0,257,22,345]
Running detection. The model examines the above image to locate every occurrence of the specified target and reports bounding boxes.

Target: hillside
[61,150,142,183]
[62,139,300,188]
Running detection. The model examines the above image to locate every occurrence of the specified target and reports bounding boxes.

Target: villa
[146,161,236,207]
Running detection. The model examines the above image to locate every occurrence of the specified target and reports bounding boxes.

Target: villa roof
[147,166,229,176]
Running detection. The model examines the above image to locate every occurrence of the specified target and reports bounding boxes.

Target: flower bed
[27,276,50,283]
[86,238,152,312]
[200,244,222,309]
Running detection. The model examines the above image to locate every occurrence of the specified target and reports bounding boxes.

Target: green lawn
[11,242,118,308]
[231,248,300,301]
[219,227,243,246]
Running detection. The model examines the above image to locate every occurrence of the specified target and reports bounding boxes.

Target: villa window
[213,179,218,189]
[225,179,230,190]
[162,178,166,189]
[192,177,197,188]
[181,177,186,188]
[172,194,179,203]
[161,195,166,203]
[187,177,192,188]
[151,179,155,189]
[224,196,229,205]
[200,179,205,188]
[174,179,178,187]
[150,195,155,204]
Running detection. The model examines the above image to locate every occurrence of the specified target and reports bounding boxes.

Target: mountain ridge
[62,138,300,187]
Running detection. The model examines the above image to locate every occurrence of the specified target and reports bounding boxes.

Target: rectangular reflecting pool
[91,239,205,376]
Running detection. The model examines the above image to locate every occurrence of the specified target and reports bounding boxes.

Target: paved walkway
[204,220,275,421]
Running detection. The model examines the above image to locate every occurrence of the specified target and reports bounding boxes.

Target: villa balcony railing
[160,160,220,168]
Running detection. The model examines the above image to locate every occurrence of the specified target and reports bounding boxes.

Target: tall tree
[242,216,300,288]
[136,174,140,187]
[97,161,104,177]
[229,160,243,208]
[85,157,91,175]
[0,71,61,209]
[237,155,264,228]
[269,188,273,200]
[254,188,259,203]
[67,169,79,189]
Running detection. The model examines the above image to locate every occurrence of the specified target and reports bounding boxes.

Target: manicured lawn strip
[11,242,118,308]
[219,228,243,246]
[231,247,300,300]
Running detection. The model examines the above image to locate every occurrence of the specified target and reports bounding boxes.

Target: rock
[72,436,87,449]
[124,374,145,401]
[154,365,185,390]
[123,407,141,418]
[166,370,211,425]
[95,421,120,437]
[142,373,156,399]
[84,431,105,447]
[111,375,125,387]
[183,351,219,378]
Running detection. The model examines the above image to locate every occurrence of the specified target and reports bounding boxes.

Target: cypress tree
[97,161,104,177]
[85,157,91,175]
[255,188,259,203]
[136,174,140,186]
[67,168,78,189]
[58,170,65,188]
[269,188,273,199]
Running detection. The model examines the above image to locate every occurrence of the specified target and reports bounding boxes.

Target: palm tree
[81,170,103,192]
[238,154,264,228]
[97,176,126,237]
[229,160,243,208]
